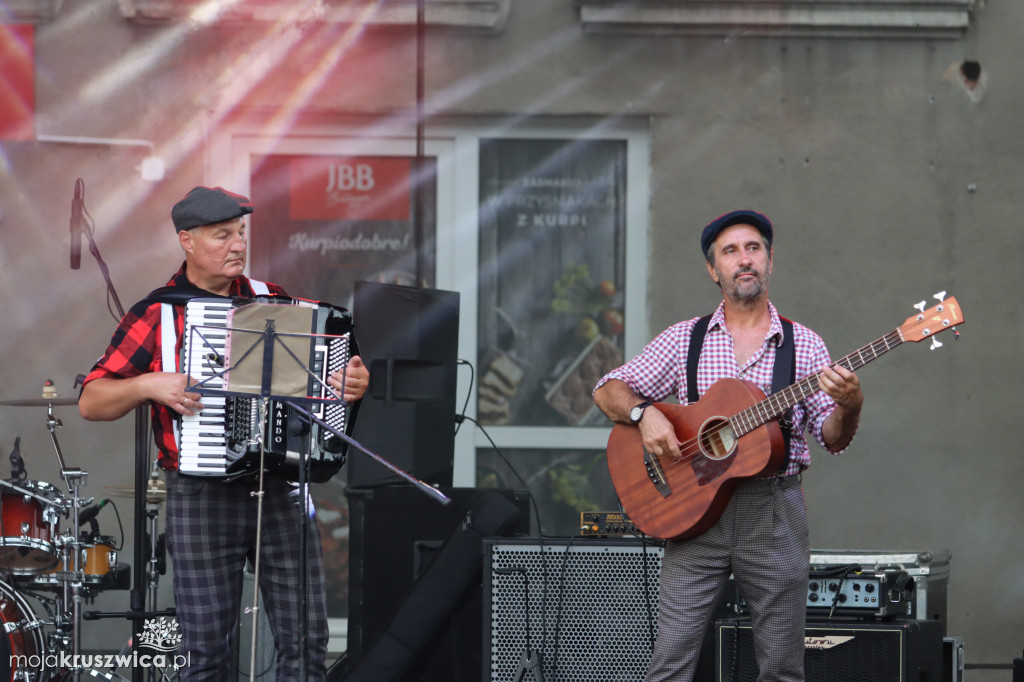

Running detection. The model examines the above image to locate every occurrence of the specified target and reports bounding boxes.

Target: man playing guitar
[593,209,863,682]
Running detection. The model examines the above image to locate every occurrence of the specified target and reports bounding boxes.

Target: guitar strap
[685,315,712,406]
[686,314,796,471]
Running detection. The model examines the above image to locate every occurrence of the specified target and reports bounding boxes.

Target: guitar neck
[733,328,906,436]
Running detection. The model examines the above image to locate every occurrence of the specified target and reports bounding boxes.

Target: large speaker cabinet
[344,486,530,681]
[716,619,945,682]
[484,538,666,682]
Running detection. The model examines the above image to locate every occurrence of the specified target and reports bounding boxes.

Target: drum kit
[0,384,170,682]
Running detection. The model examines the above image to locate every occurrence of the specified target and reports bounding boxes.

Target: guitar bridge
[643,446,672,498]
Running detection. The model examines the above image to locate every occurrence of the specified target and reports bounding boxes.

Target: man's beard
[718,266,770,303]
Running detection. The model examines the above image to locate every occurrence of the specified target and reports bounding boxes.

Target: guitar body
[607,378,787,541]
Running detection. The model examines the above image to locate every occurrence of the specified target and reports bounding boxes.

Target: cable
[619,498,663,652]
[461,413,552,680]
[458,414,543,539]
[550,534,582,680]
[73,180,125,322]
[453,359,474,437]
[105,498,126,551]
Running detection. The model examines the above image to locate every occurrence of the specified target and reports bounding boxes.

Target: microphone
[78,498,109,526]
[9,436,26,481]
[70,178,84,270]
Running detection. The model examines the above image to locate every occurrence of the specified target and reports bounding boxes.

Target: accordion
[178,295,356,482]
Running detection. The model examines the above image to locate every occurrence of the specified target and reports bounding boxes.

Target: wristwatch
[629,401,652,425]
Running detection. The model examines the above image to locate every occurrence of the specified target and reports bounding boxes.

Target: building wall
[0,0,1019,674]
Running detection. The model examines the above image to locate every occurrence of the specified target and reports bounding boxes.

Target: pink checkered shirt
[596,301,848,475]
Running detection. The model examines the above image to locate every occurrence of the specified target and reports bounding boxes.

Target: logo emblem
[804,635,855,650]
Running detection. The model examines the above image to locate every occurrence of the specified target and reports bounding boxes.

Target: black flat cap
[700,209,773,258]
[171,186,254,232]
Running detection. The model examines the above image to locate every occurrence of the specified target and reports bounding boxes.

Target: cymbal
[1,380,78,407]
[0,396,78,407]
[105,477,167,504]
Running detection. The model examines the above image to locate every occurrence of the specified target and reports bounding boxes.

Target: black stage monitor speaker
[716,619,945,682]
[348,281,460,488]
[484,538,667,682]
[340,485,531,682]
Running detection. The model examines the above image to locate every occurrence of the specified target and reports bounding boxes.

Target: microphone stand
[276,401,450,681]
[294,404,450,507]
[74,183,154,682]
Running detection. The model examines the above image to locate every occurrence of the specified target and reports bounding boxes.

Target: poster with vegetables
[477,138,627,426]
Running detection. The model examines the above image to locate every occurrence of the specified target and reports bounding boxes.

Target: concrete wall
[1,0,1019,674]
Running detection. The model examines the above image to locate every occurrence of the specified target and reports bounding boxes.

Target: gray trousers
[166,470,329,682]
[645,475,810,682]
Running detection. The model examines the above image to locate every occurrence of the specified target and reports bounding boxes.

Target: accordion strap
[156,278,272,372]
[158,279,270,446]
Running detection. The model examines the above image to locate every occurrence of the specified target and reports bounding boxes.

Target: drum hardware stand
[44,399,95,682]
[82,467,173,682]
[137,461,168,616]
[80,427,162,682]
[0,391,103,682]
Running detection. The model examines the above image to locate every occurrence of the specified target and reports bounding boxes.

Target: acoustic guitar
[606,293,964,541]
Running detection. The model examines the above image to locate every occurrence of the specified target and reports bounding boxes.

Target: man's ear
[705,259,719,284]
[178,229,192,253]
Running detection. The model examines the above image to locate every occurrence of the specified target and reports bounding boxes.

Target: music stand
[185,301,450,681]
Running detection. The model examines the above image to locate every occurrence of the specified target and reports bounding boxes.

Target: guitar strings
[641,365,836,473]
[637,386,810,474]
[648,421,731,470]
[642,367,830,472]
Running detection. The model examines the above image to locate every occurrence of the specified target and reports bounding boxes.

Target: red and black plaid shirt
[82,263,287,470]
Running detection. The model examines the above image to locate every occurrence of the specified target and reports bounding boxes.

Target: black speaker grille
[486,539,664,682]
[717,620,943,682]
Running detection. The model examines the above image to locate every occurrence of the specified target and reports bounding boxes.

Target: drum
[82,536,118,585]
[0,481,63,574]
[17,536,118,591]
[0,580,45,682]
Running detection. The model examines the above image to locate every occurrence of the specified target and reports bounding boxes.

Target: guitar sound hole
[699,417,736,461]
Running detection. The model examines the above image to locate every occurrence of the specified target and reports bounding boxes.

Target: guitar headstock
[900,292,964,348]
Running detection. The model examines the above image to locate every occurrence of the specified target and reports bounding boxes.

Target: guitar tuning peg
[929,337,943,351]
[933,290,947,302]
[914,301,926,313]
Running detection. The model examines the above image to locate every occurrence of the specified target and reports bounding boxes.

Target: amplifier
[804,569,913,618]
[579,510,640,536]
[716,619,945,682]
[484,538,665,682]
[809,549,950,622]
[729,568,915,619]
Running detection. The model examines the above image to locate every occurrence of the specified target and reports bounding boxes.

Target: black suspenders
[686,314,796,469]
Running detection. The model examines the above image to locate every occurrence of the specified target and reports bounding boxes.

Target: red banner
[288,156,411,221]
[0,25,34,141]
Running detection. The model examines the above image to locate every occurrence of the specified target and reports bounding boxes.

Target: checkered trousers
[645,476,810,682]
[165,471,329,681]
